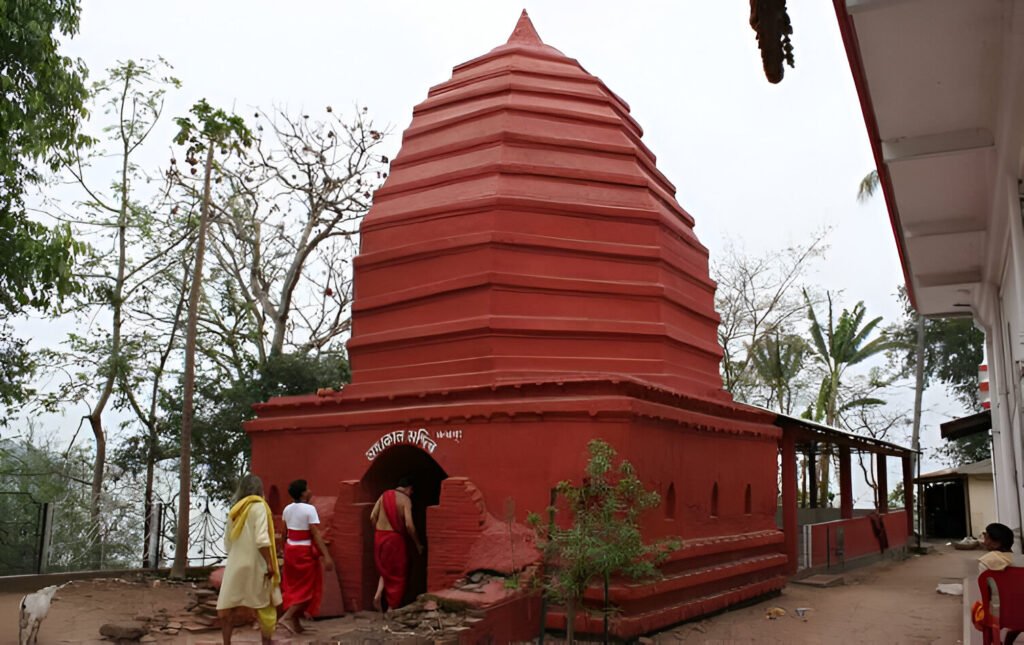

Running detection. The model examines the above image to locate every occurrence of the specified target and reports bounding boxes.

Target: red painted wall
[808,511,909,568]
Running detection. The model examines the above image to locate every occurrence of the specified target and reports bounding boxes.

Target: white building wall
[986,180,1024,551]
[967,476,996,537]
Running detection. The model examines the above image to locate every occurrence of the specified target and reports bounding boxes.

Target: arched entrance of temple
[359,445,448,606]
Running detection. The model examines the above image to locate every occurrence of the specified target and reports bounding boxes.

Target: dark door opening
[360,445,448,606]
[922,478,968,539]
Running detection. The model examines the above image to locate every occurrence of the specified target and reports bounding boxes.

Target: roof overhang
[773,411,914,457]
[939,409,992,440]
[917,457,993,482]
[834,0,1024,316]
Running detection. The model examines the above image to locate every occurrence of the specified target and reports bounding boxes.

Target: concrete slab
[791,574,845,588]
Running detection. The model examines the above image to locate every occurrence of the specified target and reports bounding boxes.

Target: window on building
[665,482,676,520]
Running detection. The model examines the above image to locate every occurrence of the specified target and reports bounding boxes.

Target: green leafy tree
[1,0,91,407]
[156,351,350,503]
[1,0,89,214]
[886,286,988,466]
[169,99,253,578]
[528,439,679,643]
[0,324,35,421]
[805,292,896,505]
[888,287,986,410]
[935,433,991,466]
[748,333,807,414]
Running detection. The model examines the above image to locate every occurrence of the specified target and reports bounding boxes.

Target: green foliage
[0,216,86,412]
[748,333,806,414]
[935,433,991,468]
[887,286,985,411]
[1,0,90,211]
[0,323,35,415]
[888,481,905,509]
[803,292,895,505]
[805,291,895,425]
[1,0,90,311]
[153,351,350,502]
[885,287,988,466]
[173,98,252,160]
[0,219,86,313]
[712,232,828,404]
[528,440,679,629]
[857,169,880,203]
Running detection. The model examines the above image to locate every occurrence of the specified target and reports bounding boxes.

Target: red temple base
[249,377,787,637]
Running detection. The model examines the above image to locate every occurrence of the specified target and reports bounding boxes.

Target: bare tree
[712,230,829,401]
[841,372,910,504]
[37,59,185,565]
[205,106,388,363]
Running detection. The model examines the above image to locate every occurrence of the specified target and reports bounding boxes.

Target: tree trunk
[819,377,839,506]
[87,415,106,567]
[910,314,925,525]
[799,455,806,507]
[142,425,156,567]
[818,444,833,507]
[171,145,215,579]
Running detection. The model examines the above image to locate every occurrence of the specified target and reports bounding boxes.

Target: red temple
[247,11,787,637]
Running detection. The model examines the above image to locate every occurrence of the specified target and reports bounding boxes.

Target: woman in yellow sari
[216,474,281,645]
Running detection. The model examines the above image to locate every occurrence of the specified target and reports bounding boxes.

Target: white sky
[22,1,970,487]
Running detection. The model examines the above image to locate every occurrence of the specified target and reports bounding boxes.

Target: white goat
[19,584,59,645]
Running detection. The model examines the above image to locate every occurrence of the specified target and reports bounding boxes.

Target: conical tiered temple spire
[346,10,724,400]
[506,9,543,45]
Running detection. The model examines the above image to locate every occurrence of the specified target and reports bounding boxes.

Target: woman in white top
[279,479,334,634]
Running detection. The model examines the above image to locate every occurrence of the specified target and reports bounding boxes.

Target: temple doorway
[360,445,448,605]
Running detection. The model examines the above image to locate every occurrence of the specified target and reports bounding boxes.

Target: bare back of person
[371,490,412,532]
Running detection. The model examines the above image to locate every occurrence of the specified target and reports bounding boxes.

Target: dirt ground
[0,545,973,644]
[654,544,971,645]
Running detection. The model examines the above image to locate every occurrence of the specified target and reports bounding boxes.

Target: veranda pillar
[876,454,888,512]
[781,433,798,574]
[902,454,914,535]
[839,445,853,519]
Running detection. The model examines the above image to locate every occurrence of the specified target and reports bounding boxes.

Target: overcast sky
[32,2,969,483]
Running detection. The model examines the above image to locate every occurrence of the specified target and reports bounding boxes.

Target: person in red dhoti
[370,476,423,612]
[279,479,334,634]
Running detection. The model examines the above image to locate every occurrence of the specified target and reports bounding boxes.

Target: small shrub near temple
[528,439,680,642]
